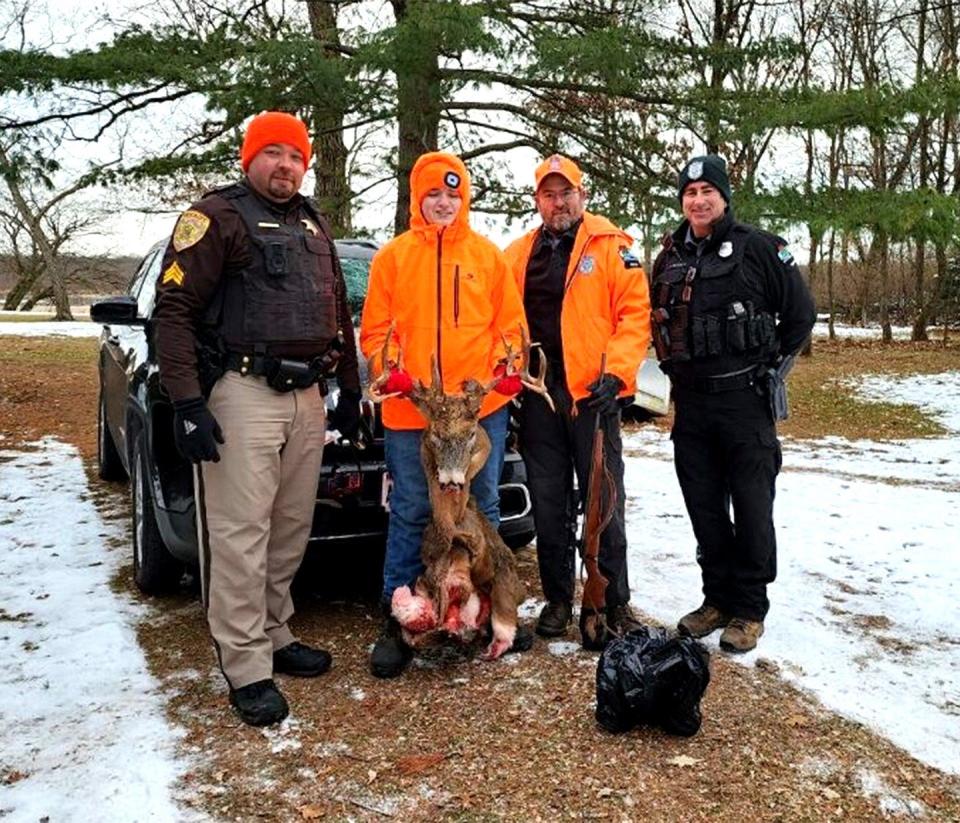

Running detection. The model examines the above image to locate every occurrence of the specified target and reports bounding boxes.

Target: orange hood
[408,152,471,240]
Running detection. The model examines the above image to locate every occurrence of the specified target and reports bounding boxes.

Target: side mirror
[90,296,147,326]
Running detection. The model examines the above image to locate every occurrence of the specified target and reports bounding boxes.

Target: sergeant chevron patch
[162,260,185,287]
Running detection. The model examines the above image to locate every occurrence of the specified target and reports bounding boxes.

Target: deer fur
[389,370,525,661]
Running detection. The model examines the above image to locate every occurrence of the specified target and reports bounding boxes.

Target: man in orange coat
[360,151,528,677]
[504,154,651,648]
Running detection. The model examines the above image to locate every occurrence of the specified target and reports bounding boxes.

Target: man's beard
[545,212,576,233]
[268,176,296,198]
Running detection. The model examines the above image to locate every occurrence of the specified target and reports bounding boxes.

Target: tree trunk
[802,227,820,356]
[306,1,352,236]
[21,286,53,312]
[3,265,43,311]
[935,244,949,344]
[911,0,930,341]
[911,240,929,341]
[826,228,837,340]
[0,143,73,320]
[391,0,441,234]
[879,231,891,342]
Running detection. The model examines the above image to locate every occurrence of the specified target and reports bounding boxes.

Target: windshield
[339,255,370,322]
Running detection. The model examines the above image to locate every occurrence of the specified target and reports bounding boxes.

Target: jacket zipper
[454,265,460,328]
[436,229,444,385]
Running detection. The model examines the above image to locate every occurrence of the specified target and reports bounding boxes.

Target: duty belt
[223,351,328,394]
[670,366,758,394]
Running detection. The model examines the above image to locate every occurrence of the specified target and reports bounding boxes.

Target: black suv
[92,239,535,594]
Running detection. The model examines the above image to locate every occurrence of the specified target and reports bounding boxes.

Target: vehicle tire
[97,389,127,481]
[131,436,181,594]
[503,530,536,551]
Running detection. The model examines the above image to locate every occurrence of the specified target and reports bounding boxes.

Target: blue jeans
[381,405,509,604]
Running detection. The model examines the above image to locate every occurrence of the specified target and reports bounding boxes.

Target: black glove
[173,397,224,463]
[330,388,362,440]
[586,373,625,416]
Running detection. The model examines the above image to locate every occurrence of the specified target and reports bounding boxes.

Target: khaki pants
[195,371,326,689]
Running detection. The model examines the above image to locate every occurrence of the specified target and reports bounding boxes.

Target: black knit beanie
[678,155,731,203]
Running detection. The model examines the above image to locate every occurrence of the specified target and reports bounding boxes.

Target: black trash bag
[595,625,710,737]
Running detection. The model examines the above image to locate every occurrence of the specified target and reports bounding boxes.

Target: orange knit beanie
[240,112,312,171]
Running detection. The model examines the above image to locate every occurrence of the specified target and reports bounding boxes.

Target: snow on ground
[0,320,101,338]
[623,371,960,776]
[0,439,193,821]
[811,319,920,340]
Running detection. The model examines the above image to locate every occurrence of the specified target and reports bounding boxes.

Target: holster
[266,358,322,393]
[758,367,789,421]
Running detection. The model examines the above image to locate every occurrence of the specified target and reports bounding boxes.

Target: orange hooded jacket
[360,152,527,430]
[503,211,651,403]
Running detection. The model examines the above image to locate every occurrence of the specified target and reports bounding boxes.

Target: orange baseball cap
[534,154,583,190]
[240,111,312,172]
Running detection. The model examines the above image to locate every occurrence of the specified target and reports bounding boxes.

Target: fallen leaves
[665,755,700,768]
[396,752,446,775]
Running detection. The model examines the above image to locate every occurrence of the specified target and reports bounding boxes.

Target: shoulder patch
[172,209,211,252]
[618,246,642,269]
[162,260,186,287]
[777,244,795,264]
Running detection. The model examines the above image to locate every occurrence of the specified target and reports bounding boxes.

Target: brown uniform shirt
[154,181,360,402]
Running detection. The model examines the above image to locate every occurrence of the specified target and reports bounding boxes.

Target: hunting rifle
[579,354,616,650]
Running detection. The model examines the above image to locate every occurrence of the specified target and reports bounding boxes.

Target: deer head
[410,359,492,499]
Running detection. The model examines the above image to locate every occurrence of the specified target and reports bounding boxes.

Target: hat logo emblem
[688,160,703,180]
[444,171,460,188]
[549,155,563,170]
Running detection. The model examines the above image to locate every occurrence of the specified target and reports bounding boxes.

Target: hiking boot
[607,602,644,635]
[273,641,332,677]
[535,601,572,638]
[507,624,534,654]
[719,618,764,653]
[370,617,413,679]
[229,678,289,727]
[677,602,730,638]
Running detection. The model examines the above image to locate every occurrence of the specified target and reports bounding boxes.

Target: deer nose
[438,468,466,492]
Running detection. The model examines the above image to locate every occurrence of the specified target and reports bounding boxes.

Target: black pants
[671,385,782,621]
[518,376,630,609]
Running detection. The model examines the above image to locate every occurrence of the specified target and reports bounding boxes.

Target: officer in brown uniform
[154,111,362,726]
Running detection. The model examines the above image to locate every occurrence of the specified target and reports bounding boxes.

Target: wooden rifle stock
[580,356,615,646]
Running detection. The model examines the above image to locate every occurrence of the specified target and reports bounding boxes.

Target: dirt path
[3,335,959,821]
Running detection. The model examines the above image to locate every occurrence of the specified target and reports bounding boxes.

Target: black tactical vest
[204,184,338,351]
[651,220,777,377]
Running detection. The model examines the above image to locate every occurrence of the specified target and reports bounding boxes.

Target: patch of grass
[0,335,98,366]
[0,312,55,322]
[788,380,945,440]
[779,338,958,441]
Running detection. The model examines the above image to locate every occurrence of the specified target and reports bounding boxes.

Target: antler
[367,321,405,402]
[495,326,555,412]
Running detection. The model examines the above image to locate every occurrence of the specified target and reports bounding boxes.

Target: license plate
[380,472,393,512]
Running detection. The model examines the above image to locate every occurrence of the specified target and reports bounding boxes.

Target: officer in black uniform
[154,111,362,725]
[650,155,815,653]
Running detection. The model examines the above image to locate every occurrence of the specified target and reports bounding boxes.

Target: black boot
[507,624,535,653]
[370,616,413,679]
[229,678,289,727]
[535,601,572,637]
[273,641,332,677]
